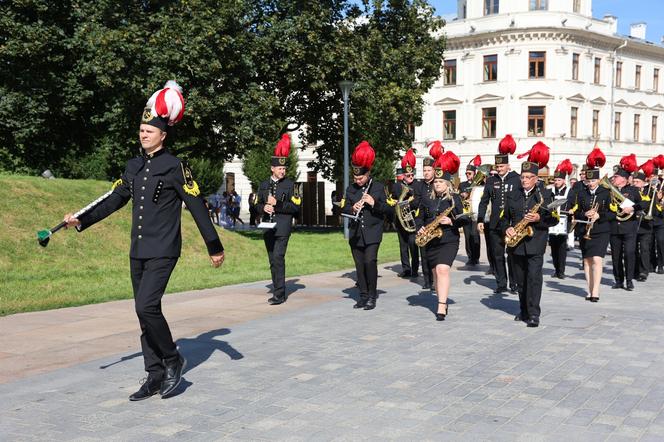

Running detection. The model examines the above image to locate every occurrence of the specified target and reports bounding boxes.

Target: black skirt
[580,230,610,258]
[426,239,459,267]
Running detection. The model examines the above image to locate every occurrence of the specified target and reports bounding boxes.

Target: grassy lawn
[0,174,400,316]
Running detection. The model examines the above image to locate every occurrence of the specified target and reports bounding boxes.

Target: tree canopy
[0,0,445,182]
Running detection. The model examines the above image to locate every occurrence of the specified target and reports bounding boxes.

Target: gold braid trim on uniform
[181,163,201,197]
[499,209,504,218]
[340,198,346,208]
[111,178,123,190]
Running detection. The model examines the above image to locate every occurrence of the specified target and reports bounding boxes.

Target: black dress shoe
[526,317,540,328]
[397,270,412,278]
[514,314,526,322]
[589,297,599,302]
[625,280,634,291]
[160,355,186,398]
[509,286,518,294]
[551,273,559,279]
[268,296,285,305]
[612,282,624,289]
[353,298,368,309]
[485,269,495,275]
[411,272,419,278]
[657,267,664,275]
[636,274,647,282]
[363,297,376,310]
[422,282,432,290]
[129,374,162,401]
[494,286,508,294]
[558,273,566,280]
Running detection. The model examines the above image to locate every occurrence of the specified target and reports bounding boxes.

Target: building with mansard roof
[415,0,664,176]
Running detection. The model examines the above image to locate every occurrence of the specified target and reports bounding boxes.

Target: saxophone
[505,197,543,248]
[416,198,455,247]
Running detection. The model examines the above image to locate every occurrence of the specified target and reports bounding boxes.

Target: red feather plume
[586,147,606,168]
[640,159,655,177]
[274,133,291,157]
[517,141,549,168]
[428,140,444,160]
[470,155,482,167]
[401,148,417,169]
[440,151,460,175]
[653,154,664,170]
[619,154,638,173]
[351,141,376,169]
[498,134,516,155]
[555,159,574,175]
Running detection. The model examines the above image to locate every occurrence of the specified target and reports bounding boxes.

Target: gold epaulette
[112,178,123,190]
[340,198,346,208]
[569,203,578,214]
[609,202,618,212]
[657,204,662,211]
[291,195,301,205]
[386,197,397,207]
[181,163,200,197]
[552,211,560,220]
[641,194,651,202]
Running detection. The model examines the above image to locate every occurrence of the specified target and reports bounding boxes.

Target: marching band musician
[633,161,655,282]
[255,134,302,305]
[390,148,420,279]
[478,135,521,294]
[342,141,393,310]
[651,155,664,274]
[415,141,443,289]
[548,159,574,279]
[63,81,225,400]
[609,154,642,291]
[504,142,557,327]
[573,148,612,302]
[458,155,482,267]
[415,151,469,321]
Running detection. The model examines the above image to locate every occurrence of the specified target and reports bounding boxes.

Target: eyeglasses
[403,173,414,178]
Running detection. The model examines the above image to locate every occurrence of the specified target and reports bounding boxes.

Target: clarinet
[342,178,373,221]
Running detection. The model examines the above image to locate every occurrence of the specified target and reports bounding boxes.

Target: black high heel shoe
[436,302,448,321]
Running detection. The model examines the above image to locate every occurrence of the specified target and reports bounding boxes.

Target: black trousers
[130,257,180,378]
[249,208,257,226]
[264,230,290,300]
[512,254,544,320]
[549,234,568,276]
[420,246,433,285]
[610,232,637,283]
[351,242,380,300]
[484,227,495,272]
[463,222,481,263]
[653,226,664,268]
[397,227,419,274]
[635,231,652,278]
[488,229,513,289]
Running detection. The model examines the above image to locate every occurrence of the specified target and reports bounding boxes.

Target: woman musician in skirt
[415,151,470,321]
[572,147,613,302]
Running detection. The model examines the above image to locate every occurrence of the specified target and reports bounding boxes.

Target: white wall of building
[420,0,664,177]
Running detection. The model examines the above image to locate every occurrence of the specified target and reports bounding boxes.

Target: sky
[431,0,664,43]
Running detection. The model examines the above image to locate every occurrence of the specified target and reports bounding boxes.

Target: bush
[187,157,225,197]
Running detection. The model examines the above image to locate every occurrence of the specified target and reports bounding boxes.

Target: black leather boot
[129,374,162,401]
[353,295,368,309]
[160,354,186,398]
[363,295,376,310]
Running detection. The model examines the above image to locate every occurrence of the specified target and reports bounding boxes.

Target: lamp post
[339,80,354,239]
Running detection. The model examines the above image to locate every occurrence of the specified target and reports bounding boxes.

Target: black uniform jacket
[609,185,642,235]
[255,177,301,237]
[573,185,613,235]
[78,149,223,259]
[342,180,393,247]
[504,186,558,256]
[478,170,521,230]
[651,187,664,228]
[415,193,469,245]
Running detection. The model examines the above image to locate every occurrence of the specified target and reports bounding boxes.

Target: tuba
[396,184,417,233]
[599,175,634,221]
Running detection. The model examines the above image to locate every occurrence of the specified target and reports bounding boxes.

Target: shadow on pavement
[546,280,589,298]
[342,287,387,303]
[479,292,520,317]
[406,291,456,317]
[264,278,306,297]
[463,274,495,290]
[100,328,243,376]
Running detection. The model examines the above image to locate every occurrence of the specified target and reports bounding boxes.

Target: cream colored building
[415,0,664,176]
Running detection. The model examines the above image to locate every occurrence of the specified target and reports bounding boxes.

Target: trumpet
[583,196,599,240]
[644,177,662,221]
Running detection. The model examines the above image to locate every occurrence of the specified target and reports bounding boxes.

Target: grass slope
[0,175,400,316]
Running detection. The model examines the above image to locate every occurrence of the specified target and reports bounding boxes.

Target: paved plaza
[2,247,664,441]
